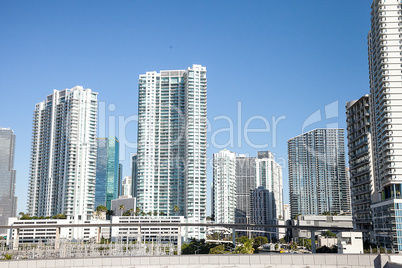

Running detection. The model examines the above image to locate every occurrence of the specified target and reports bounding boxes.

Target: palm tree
[173,205,180,216]
[129,208,134,216]
[159,211,165,216]
[119,204,125,216]
[135,207,141,216]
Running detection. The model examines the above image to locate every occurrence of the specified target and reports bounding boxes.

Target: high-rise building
[0,128,17,235]
[121,176,132,197]
[27,86,98,220]
[213,149,237,224]
[346,95,375,242]
[235,154,256,224]
[234,152,283,225]
[95,137,120,210]
[368,0,402,251]
[134,65,207,238]
[288,129,350,219]
[256,151,284,222]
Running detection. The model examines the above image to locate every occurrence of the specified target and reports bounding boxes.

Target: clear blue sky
[0,0,371,215]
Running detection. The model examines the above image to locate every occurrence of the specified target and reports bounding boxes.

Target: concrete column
[97,227,101,243]
[311,230,316,253]
[13,229,19,250]
[232,227,236,247]
[177,226,182,255]
[55,227,60,249]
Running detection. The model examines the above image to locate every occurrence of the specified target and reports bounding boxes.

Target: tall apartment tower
[95,137,120,210]
[346,95,375,242]
[256,151,284,221]
[213,149,237,224]
[288,129,350,219]
[135,65,207,238]
[368,0,402,251]
[28,86,98,220]
[235,155,256,224]
[0,128,17,234]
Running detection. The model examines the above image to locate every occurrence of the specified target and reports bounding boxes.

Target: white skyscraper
[134,65,207,238]
[28,86,98,220]
[256,151,284,222]
[213,149,237,224]
[368,0,402,252]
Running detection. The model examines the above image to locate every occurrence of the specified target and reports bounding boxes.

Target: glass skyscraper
[134,64,207,239]
[288,129,351,219]
[234,152,283,225]
[95,137,119,210]
[0,128,17,235]
[27,86,98,220]
[235,155,256,224]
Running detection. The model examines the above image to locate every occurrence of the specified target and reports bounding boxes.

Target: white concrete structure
[368,0,402,252]
[110,216,183,245]
[134,65,207,239]
[318,236,338,248]
[337,231,364,254]
[283,204,291,222]
[292,215,353,240]
[27,86,98,220]
[0,253,385,268]
[7,217,109,244]
[213,149,237,224]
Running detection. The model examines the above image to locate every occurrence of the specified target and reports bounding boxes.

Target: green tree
[119,204,125,216]
[279,238,286,244]
[234,240,254,254]
[129,208,134,216]
[106,210,114,220]
[122,210,131,216]
[209,245,226,254]
[135,207,141,216]
[322,230,336,237]
[254,236,268,248]
[173,205,180,216]
[275,244,279,251]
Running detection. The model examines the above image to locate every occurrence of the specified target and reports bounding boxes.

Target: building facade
[256,151,284,222]
[235,154,256,224]
[346,95,375,242]
[121,176,132,197]
[368,0,402,252]
[0,128,17,235]
[134,65,207,239]
[27,86,98,220]
[213,149,237,224]
[95,137,120,210]
[288,129,350,219]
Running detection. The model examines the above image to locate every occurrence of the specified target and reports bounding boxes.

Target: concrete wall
[0,253,394,268]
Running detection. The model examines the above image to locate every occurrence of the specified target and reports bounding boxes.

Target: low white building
[337,231,363,254]
[318,236,337,248]
[7,217,110,245]
[110,216,184,244]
